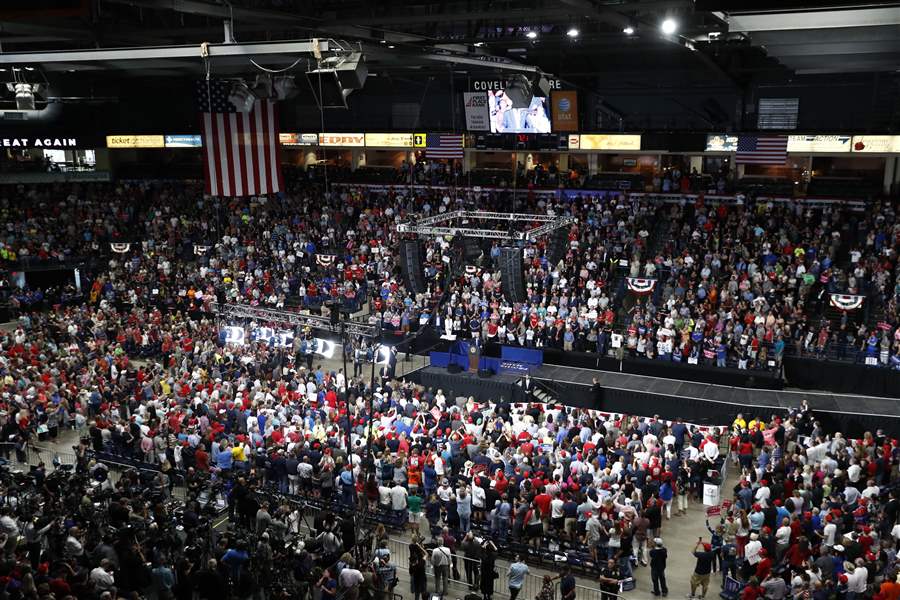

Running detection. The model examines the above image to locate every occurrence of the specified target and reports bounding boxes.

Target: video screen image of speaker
[400,240,427,295]
[499,247,527,303]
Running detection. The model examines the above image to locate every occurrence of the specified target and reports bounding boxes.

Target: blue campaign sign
[164,134,202,148]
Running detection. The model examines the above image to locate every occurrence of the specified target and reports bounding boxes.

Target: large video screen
[488,91,551,134]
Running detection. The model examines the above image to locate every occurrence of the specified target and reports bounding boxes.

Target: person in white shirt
[822,515,837,548]
[378,484,392,510]
[745,532,762,567]
[846,460,862,485]
[844,559,867,598]
[338,564,364,594]
[861,479,880,499]
[755,483,771,508]
[471,482,487,522]
[775,517,792,560]
[431,542,452,596]
[90,559,116,594]
[390,482,408,519]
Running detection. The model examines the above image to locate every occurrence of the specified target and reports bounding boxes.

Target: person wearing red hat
[689,538,717,600]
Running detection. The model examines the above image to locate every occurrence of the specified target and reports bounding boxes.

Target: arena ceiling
[0,0,896,132]
[0,0,896,80]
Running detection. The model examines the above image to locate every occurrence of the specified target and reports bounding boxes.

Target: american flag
[426,134,464,159]
[196,79,283,197]
[735,135,788,165]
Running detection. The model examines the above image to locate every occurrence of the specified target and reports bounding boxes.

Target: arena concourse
[0,3,898,600]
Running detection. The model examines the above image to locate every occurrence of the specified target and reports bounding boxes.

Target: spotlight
[6,82,39,111]
[503,73,534,108]
[228,80,256,112]
[376,346,394,365]
[273,76,298,100]
[526,31,538,39]
[661,18,678,35]
[567,28,579,38]
[623,26,635,35]
[474,42,484,47]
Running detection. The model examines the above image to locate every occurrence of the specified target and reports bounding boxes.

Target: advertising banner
[577,134,641,151]
[470,77,563,92]
[851,135,900,153]
[364,133,413,147]
[106,134,165,148]
[462,92,491,131]
[164,134,202,148]
[786,135,851,153]
[318,133,365,147]
[551,90,578,132]
[278,133,318,146]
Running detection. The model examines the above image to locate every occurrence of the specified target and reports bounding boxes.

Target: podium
[468,345,480,373]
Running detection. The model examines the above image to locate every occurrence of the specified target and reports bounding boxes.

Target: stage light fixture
[567,28,579,38]
[376,346,394,365]
[623,26,635,35]
[526,31,538,39]
[228,80,256,112]
[273,76,298,100]
[6,82,40,111]
[503,74,534,108]
[661,18,678,35]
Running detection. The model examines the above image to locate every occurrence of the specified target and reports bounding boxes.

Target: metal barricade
[386,537,556,600]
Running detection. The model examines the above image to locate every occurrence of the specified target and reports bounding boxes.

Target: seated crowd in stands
[1,180,898,370]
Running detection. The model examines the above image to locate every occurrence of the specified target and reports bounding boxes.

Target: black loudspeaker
[462,237,481,261]
[448,363,463,374]
[499,247,527,303]
[477,368,493,378]
[547,229,568,264]
[329,303,340,325]
[400,240,427,295]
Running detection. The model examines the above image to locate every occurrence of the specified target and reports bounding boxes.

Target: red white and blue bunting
[626,277,657,295]
[829,294,864,312]
[315,254,337,267]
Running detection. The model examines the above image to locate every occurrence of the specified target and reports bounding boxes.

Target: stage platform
[406,364,900,437]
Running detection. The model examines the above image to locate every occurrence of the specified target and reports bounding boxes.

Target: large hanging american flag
[735,135,788,165]
[426,134,464,159]
[196,79,284,197]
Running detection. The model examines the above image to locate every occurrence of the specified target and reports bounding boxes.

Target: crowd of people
[0,175,898,600]
[0,294,898,600]
[2,178,898,371]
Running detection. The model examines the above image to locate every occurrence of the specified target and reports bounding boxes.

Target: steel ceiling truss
[396,210,575,241]
[211,302,380,338]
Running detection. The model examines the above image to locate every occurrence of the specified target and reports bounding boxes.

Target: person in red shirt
[755,549,772,580]
[740,578,763,600]
[194,445,209,471]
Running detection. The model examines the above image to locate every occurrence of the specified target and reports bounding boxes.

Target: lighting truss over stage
[396,210,575,241]
[210,302,380,338]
